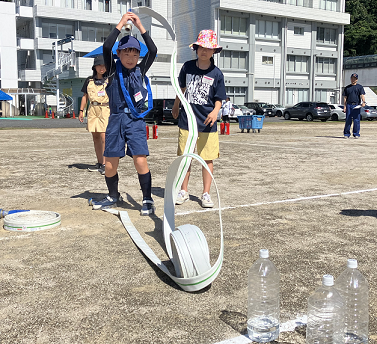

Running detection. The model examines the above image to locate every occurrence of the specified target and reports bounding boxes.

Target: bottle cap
[323,274,334,286]
[347,258,358,269]
[259,249,269,258]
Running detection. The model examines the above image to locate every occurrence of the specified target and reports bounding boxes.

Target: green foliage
[345,0,377,56]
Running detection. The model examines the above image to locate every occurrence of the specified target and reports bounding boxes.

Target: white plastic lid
[259,249,269,258]
[323,274,334,286]
[347,259,358,269]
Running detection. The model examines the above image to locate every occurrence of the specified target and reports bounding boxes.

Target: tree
[344,0,377,56]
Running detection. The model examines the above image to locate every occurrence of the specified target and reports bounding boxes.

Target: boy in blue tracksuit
[90,12,157,215]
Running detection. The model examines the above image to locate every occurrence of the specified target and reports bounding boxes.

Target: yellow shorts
[177,128,219,161]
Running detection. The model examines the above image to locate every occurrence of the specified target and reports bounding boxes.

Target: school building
[0,0,350,116]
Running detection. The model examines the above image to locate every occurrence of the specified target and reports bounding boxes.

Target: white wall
[0,2,18,88]
[254,52,281,79]
[286,21,312,49]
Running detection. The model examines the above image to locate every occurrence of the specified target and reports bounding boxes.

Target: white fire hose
[107,7,224,292]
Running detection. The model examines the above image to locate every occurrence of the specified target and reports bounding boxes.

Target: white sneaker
[201,192,214,208]
[176,190,189,205]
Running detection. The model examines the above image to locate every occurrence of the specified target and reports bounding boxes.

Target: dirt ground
[1,119,377,344]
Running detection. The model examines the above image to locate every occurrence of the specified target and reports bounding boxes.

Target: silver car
[361,106,377,120]
[329,104,346,121]
[271,104,285,117]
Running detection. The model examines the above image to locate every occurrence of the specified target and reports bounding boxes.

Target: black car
[283,102,331,122]
[144,99,177,124]
[244,102,273,116]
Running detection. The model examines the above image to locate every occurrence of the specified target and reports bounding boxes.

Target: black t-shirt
[81,76,107,94]
[342,83,365,104]
[178,59,226,133]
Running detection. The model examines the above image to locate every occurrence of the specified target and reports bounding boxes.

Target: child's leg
[105,157,120,198]
[92,132,105,164]
[133,155,152,200]
[202,160,213,194]
[180,165,191,192]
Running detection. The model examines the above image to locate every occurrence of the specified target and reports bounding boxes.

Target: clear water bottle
[334,259,369,344]
[247,249,280,343]
[306,274,345,344]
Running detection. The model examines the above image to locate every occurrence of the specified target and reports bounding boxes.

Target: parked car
[270,104,285,117]
[144,99,177,124]
[283,102,331,121]
[244,102,269,116]
[217,104,243,121]
[361,105,377,120]
[329,104,346,121]
[237,105,256,116]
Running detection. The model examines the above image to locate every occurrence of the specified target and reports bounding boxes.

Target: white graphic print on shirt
[185,74,213,105]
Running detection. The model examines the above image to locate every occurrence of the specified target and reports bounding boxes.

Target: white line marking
[176,187,377,216]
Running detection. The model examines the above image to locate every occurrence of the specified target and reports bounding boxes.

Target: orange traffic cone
[45,110,48,118]
[51,111,55,119]
[72,110,76,119]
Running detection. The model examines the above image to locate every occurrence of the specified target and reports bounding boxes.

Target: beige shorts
[87,105,110,133]
[177,128,219,161]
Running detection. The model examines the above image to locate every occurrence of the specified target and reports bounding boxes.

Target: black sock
[138,171,152,200]
[105,173,119,199]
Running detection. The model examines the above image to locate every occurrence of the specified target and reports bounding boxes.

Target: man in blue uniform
[343,73,366,139]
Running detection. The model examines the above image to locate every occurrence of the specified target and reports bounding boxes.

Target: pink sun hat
[189,30,222,54]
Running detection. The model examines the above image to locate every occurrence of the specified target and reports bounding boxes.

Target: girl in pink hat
[172,30,226,208]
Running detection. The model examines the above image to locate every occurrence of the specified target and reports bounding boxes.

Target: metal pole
[55,40,59,115]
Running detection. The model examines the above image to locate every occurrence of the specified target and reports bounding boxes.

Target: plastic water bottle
[334,259,368,344]
[306,274,345,344]
[247,249,280,342]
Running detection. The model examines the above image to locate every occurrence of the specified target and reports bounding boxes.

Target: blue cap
[118,35,141,51]
[351,73,358,79]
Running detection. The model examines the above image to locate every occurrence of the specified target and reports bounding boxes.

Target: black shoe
[140,199,155,216]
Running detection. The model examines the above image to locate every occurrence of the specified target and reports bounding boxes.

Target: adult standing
[79,55,110,174]
[343,73,366,139]
[222,97,233,123]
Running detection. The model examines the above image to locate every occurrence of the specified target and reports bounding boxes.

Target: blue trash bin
[251,115,265,132]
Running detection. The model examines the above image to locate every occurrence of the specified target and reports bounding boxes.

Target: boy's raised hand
[116,12,145,34]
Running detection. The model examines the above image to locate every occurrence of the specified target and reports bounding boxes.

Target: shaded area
[340,209,377,218]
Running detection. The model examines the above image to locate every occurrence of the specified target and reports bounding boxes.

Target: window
[256,20,279,39]
[262,56,274,65]
[315,89,328,102]
[45,0,54,6]
[226,86,246,105]
[294,27,304,35]
[317,27,337,44]
[82,26,110,42]
[42,22,74,39]
[99,0,110,12]
[316,57,336,74]
[286,89,309,104]
[145,0,150,6]
[287,55,309,73]
[220,15,248,36]
[219,51,247,70]
[118,0,127,14]
[85,0,92,10]
[60,0,73,8]
[137,1,142,6]
[288,0,310,6]
[320,0,337,11]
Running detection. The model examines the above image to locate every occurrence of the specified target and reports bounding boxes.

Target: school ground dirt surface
[1,120,377,344]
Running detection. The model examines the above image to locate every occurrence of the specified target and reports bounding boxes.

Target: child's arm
[129,12,157,76]
[172,87,186,119]
[78,93,88,123]
[204,100,222,127]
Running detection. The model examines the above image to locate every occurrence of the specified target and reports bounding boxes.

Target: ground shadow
[219,310,247,335]
[68,163,94,170]
[340,209,377,218]
[151,186,165,199]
